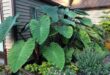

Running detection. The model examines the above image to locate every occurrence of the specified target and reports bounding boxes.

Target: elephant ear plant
[0,6,107,75]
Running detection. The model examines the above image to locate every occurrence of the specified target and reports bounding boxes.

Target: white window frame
[0,14,3,52]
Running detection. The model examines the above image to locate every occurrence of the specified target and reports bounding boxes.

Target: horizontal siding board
[16,5,30,10]
[15,0,48,39]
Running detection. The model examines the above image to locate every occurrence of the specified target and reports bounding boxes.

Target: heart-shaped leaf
[29,15,51,44]
[42,42,65,69]
[41,6,58,22]
[55,25,73,38]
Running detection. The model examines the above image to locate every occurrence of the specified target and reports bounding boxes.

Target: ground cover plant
[0,6,109,75]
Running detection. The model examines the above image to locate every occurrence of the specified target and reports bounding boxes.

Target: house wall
[1,0,14,51]
[15,0,47,39]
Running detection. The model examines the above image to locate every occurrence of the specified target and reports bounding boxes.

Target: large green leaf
[0,15,18,42]
[42,42,65,69]
[8,38,35,73]
[61,19,76,26]
[79,28,91,47]
[55,25,73,38]
[29,20,39,40]
[29,15,51,44]
[79,17,93,26]
[65,48,74,63]
[41,6,58,22]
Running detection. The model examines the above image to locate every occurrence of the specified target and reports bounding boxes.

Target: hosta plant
[0,5,107,75]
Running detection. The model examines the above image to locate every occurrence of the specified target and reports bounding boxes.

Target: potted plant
[0,6,108,75]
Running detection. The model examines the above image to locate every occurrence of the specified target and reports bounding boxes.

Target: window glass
[0,14,3,52]
[0,42,3,52]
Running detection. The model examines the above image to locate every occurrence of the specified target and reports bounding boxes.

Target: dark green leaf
[41,6,58,22]
[42,42,65,69]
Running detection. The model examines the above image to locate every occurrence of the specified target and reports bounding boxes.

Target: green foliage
[8,38,35,73]
[61,19,76,26]
[41,6,58,22]
[65,48,74,63]
[25,62,77,75]
[64,8,77,18]
[100,21,110,32]
[0,15,18,42]
[42,42,65,69]
[75,47,109,75]
[79,28,91,47]
[0,65,5,72]
[100,11,110,38]
[55,25,73,38]
[86,27,103,41]
[0,6,106,74]
[25,63,38,73]
[29,15,51,44]
[74,9,89,15]
[79,17,93,26]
